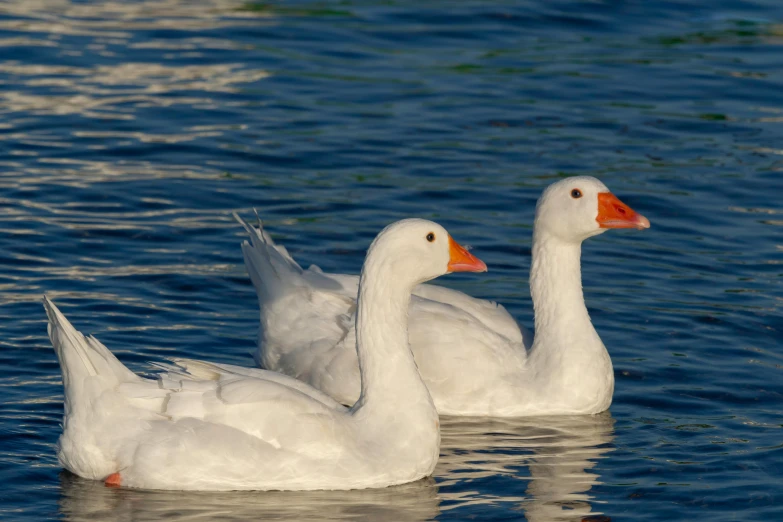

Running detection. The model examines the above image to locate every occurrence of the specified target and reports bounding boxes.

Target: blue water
[0,0,781,520]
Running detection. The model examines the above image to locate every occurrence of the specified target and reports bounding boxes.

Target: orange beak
[447,236,487,273]
[596,192,651,230]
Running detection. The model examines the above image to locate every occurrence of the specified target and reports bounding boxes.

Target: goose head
[366,219,487,286]
[534,176,650,243]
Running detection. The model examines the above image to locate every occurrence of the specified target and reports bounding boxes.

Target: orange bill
[447,236,487,273]
[596,192,651,230]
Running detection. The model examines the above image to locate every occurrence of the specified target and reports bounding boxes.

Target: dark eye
[426,232,435,242]
[571,189,582,199]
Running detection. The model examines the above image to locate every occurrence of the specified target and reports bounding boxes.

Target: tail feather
[44,296,139,388]
[234,212,306,305]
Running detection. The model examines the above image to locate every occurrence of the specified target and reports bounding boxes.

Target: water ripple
[0,0,782,520]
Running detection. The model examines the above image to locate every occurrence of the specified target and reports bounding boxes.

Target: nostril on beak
[616,206,627,215]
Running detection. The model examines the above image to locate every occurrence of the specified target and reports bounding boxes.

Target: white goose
[46,219,487,491]
[240,176,649,417]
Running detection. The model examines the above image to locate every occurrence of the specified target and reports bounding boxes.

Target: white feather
[46,219,462,491]
[240,177,648,416]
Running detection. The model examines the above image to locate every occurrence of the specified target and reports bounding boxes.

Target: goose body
[47,219,487,490]
[242,177,649,416]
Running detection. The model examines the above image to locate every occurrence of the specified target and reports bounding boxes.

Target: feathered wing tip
[233,210,301,270]
[43,296,139,386]
[234,211,307,304]
[232,210,266,243]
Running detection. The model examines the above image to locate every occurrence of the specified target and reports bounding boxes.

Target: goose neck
[353,257,432,411]
[526,230,614,412]
[530,232,591,338]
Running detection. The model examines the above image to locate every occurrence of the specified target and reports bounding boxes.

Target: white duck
[239,176,649,417]
[45,219,487,491]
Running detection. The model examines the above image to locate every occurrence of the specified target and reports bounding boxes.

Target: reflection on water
[58,414,613,521]
[0,0,263,34]
[0,62,270,119]
[439,414,614,522]
[521,416,613,522]
[59,474,440,522]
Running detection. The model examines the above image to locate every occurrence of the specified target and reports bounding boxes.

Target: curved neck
[527,230,614,411]
[352,256,434,415]
[530,233,592,338]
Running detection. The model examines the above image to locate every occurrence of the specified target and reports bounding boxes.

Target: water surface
[0,1,781,520]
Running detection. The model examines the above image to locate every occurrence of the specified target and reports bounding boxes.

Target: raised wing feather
[150,359,351,456]
[167,358,346,410]
[241,218,532,413]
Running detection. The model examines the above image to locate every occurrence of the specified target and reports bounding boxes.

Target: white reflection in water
[0,63,269,119]
[59,474,441,522]
[0,161,223,185]
[438,414,614,521]
[0,0,267,35]
[58,414,614,521]
[0,1,270,121]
